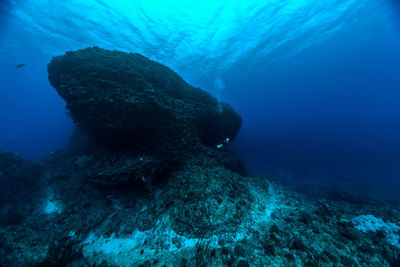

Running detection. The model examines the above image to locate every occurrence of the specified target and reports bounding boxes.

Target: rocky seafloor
[0,47,399,266]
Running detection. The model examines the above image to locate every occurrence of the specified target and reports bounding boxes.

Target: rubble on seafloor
[0,48,399,266]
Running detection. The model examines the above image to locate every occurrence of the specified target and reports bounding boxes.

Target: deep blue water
[1,0,400,187]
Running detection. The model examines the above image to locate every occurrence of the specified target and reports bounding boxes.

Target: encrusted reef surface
[0,48,399,266]
[47,47,243,187]
[48,47,241,148]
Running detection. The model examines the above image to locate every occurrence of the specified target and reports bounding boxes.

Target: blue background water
[1,0,399,187]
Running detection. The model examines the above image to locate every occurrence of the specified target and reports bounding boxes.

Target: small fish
[16,63,25,68]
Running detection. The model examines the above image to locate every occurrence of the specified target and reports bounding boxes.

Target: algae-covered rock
[47,47,241,150]
[47,47,243,187]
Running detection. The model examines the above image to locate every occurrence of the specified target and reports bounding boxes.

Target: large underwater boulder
[47,47,241,150]
[47,47,243,187]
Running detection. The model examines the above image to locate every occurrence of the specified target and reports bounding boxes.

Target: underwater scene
[1,0,400,266]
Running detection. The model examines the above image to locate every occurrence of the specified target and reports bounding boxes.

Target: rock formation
[47,47,244,187]
[0,48,399,266]
[47,47,241,149]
